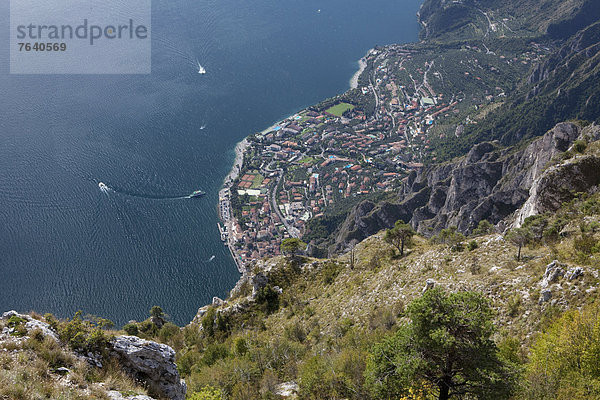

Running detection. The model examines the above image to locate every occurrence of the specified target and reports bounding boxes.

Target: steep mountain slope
[418,0,590,41]
[332,122,600,252]
[177,186,600,398]
[320,0,600,254]
[459,21,600,150]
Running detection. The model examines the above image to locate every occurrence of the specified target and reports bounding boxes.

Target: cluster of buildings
[220,43,549,268]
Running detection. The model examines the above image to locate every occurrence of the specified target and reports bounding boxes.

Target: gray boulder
[422,279,435,293]
[252,272,269,298]
[1,310,58,342]
[275,381,299,397]
[539,289,552,304]
[541,260,565,288]
[111,336,186,400]
[567,267,584,281]
[107,391,154,400]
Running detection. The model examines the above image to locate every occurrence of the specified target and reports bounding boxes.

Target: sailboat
[197,61,206,75]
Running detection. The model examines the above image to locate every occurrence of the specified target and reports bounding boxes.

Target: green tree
[435,226,465,250]
[523,304,600,399]
[280,238,306,257]
[299,355,336,399]
[150,306,166,328]
[505,227,533,261]
[472,219,493,236]
[188,386,224,400]
[384,220,415,256]
[366,288,514,400]
[522,215,548,242]
[123,323,139,336]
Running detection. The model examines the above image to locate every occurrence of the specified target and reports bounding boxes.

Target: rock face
[1,310,58,341]
[515,154,600,224]
[539,289,553,304]
[252,272,269,298]
[541,260,566,288]
[107,391,154,400]
[111,336,186,400]
[422,279,436,293]
[568,267,585,281]
[332,123,599,253]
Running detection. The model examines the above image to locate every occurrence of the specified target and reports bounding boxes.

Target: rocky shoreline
[350,57,367,89]
[223,137,249,187]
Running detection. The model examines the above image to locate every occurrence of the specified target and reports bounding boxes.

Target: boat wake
[98,182,204,201]
[196,59,207,75]
[98,182,111,195]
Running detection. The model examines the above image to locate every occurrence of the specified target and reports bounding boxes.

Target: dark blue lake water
[0,0,422,325]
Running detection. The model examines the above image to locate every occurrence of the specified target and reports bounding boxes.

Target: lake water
[0,0,423,325]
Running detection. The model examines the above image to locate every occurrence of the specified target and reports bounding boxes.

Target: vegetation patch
[326,102,355,117]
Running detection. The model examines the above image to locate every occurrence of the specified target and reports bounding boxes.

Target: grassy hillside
[157,183,600,399]
[0,312,147,399]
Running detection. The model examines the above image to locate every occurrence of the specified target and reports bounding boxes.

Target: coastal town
[218,42,549,268]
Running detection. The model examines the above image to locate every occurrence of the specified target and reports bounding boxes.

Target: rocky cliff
[332,122,600,253]
[112,336,187,400]
[0,311,186,400]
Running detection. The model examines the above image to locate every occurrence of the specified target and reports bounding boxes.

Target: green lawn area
[251,174,265,188]
[326,102,355,117]
[298,156,317,165]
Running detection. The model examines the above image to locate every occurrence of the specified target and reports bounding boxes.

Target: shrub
[233,337,248,357]
[435,226,466,250]
[158,323,180,342]
[523,304,600,399]
[201,308,217,338]
[59,311,112,355]
[573,233,599,255]
[321,261,343,285]
[138,320,158,336]
[368,254,381,270]
[256,285,280,314]
[573,139,587,153]
[178,350,200,376]
[123,323,139,336]
[201,343,229,367]
[451,241,465,252]
[507,295,522,317]
[188,386,224,400]
[467,240,478,251]
[472,219,493,236]
[7,315,28,337]
[284,321,307,343]
[299,355,335,399]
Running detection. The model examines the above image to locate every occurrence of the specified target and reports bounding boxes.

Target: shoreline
[350,57,368,89]
[223,137,249,187]
[219,52,371,276]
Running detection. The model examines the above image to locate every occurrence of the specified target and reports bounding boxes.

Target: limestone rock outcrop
[111,335,186,400]
[541,260,566,288]
[107,391,154,400]
[332,122,599,253]
[1,310,58,341]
